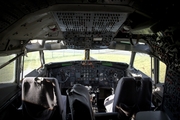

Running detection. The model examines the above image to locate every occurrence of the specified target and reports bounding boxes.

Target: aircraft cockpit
[0,1,180,120]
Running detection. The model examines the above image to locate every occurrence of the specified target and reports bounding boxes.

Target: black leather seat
[112,77,141,120]
[112,77,152,120]
[66,84,95,120]
[21,77,66,120]
[138,77,152,111]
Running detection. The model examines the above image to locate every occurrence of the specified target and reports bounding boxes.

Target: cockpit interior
[0,0,180,120]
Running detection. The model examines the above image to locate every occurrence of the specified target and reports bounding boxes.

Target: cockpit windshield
[44,49,131,63]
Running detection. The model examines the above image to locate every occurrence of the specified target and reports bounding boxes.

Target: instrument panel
[47,61,128,89]
[53,11,127,49]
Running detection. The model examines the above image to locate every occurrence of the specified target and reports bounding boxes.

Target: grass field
[134,53,166,82]
[0,50,166,83]
[0,55,15,83]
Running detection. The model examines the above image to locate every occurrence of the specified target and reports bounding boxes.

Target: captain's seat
[21,77,67,120]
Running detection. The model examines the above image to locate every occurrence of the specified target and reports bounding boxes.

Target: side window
[0,55,16,83]
[134,53,152,77]
[23,51,41,77]
[159,61,166,83]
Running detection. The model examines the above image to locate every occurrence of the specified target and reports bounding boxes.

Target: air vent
[0,21,9,33]
[2,14,17,24]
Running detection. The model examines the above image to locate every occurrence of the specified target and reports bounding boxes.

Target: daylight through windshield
[44,49,131,63]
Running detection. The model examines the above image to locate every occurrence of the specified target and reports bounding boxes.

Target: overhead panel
[53,11,127,49]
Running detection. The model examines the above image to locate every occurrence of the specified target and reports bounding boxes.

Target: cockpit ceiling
[0,0,180,54]
[0,4,135,52]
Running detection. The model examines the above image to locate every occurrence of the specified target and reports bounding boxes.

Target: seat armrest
[136,111,170,120]
[95,112,118,120]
